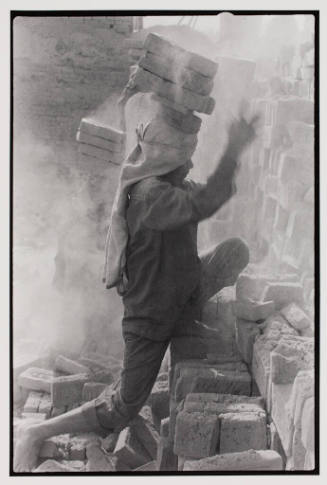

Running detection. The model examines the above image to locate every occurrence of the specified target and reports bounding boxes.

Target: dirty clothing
[82,156,249,434]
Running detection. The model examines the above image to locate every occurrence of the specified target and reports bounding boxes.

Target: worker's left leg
[83,332,169,433]
[198,236,250,305]
[173,237,249,339]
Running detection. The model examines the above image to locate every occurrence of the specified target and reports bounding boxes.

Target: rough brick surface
[183,449,283,471]
[114,427,151,469]
[147,380,170,420]
[235,319,260,364]
[280,303,311,332]
[51,374,89,407]
[234,300,275,322]
[23,391,43,413]
[130,415,160,460]
[82,382,107,401]
[271,383,294,456]
[236,273,268,301]
[261,313,298,339]
[55,355,90,375]
[219,412,267,454]
[79,118,124,143]
[157,436,178,471]
[263,282,304,310]
[79,143,123,165]
[38,393,53,418]
[143,33,218,78]
[173,361,252,403]
[18,367,54,393]
[140,51,214,95]
[86,442,118,471]
[34,459,85,472]
[269,421,286,469]
[174,411,220,459]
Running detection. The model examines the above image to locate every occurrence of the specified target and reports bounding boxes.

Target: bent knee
[224,237,250,268]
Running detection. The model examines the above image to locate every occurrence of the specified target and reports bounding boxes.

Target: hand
[226,109,261,157]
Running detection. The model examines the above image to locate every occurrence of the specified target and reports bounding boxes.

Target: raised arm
[141,114,259,231]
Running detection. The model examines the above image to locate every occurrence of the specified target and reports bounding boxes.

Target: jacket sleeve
[142,153,238,231]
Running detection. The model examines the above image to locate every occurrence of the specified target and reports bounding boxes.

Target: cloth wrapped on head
[103,118,196,290]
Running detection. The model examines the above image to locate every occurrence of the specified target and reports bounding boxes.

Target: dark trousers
[81,238,249,434]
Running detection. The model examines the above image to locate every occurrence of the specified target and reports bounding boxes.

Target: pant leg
[198,237,249,306]
[172,237,249,339]
[81,332,169,434]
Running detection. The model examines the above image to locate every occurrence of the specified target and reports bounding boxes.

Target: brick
[269,421,286,468]
[101,433,119,453]
[183,449,283,471]
[174,411,220,458]
[51,374,89,407]
[139,51,214,95]
[133,66,215,114]
[82,382,107,401]
[172,361,251,403]
[144,33,218,78]
[270,339,314,385]
[40,434,71,460]
[89,368,114,385]
[287,121,314,152]
[78,143,123,165]
[185,392,265,408]
[23,391,43,413]
[252,337,275,403]
[155,107,202,134]
[262,282,304,310]
[76,131,123,153]
[301,397,314,452]
[86,443,118,471]
[235,319,260,364]
[274,98,314,126]
[234,300,275,322]
[51,406,66,417]
[79,118,124,144]
[134,460,157,471]
[130,415,160,460]
[219,412,267,453]
[152,92,190,114]
[292,427,306,469]
[236,273,268,301]
[261,313,298,339]
[34,459,83,473]
[38,393,52,418]
[114,427,150,469]
[157,437,178,471]
[147,380,169,420]
[280,302,311,332]
[18,367,54,393]
[271,382,294,456]
[69,437,88,461]
[274,203,289,232]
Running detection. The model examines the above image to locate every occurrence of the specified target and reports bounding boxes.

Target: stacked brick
[231,270,314,470]
[249,94,314,314]
[76,118,125,165]
[15,352,171,472]
[123,32,217,158]
[171,392,283,471]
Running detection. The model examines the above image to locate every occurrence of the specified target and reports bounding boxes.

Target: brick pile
[230,269,315,470]
[15,351,171,472]
[77,118,125,165]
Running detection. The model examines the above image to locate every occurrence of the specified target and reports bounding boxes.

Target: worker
[14,109,258,472]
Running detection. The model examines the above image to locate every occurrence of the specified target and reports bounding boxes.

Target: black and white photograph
[9,9,319,476]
